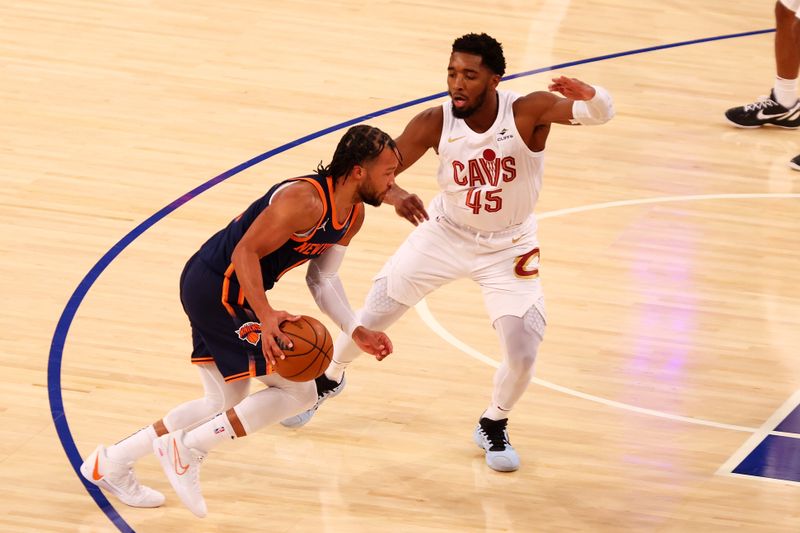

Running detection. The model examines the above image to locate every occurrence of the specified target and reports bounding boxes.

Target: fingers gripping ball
[275,315,333,382]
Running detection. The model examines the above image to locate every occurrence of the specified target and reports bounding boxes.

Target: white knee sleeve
[162,364,250,431]
[234,374,317,434]
[487,307,545,417]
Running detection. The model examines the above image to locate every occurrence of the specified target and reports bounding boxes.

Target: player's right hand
[352,326,393,361]
[259,310,300,366]
[393,191,429,226]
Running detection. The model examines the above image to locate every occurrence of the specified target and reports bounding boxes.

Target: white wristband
[570,85,614,125]
[345,319,362,337]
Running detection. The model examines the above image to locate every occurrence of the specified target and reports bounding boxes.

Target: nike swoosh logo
[173,438,190,475]
[511,235,524,244]
[448,135,466,143]
[92,455,103,481]
[756,108,794,120]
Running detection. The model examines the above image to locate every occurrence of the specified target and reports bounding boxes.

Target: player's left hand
[548,76,596,100]
[352,326,393,360]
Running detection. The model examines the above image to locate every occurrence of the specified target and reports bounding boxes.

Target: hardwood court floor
[2,0,799,531]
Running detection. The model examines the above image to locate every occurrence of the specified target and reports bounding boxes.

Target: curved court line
[45,29,775,532]
[415,193,800,434]
[536,193,800,219]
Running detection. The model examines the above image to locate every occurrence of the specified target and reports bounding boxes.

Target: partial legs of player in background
[725,1,800,168]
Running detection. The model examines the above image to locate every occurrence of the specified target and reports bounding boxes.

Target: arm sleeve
[570,85,615,125]
[306,244,361,336]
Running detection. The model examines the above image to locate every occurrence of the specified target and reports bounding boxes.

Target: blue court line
[47,28,774,532]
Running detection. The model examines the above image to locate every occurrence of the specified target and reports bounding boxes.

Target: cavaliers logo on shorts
[235,322,262,345]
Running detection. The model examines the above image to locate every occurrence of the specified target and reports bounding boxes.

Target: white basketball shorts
[375,194,546,324]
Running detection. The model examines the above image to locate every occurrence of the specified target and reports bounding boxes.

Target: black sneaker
[279,373,346,428]
[473,417,520,472]
[789,154,800,171]
[725,90,800,129]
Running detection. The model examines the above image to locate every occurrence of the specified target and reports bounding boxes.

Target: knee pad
[523,305,546,341]
[362,277,409,329]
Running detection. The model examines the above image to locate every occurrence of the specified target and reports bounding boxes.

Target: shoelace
[480,421,510,450]
[743,96,780,112]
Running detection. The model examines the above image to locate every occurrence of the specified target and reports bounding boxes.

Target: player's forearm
[306,246,360,336]
[231,246,274,320]
[384,184,411,206]
[571,85,614,125]
[307,272,360,336]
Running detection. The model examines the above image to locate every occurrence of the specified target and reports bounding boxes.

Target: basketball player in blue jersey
[282,33,615,473]
[81,125,397,517]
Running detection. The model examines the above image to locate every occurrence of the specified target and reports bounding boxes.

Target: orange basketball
[275,315,333,382]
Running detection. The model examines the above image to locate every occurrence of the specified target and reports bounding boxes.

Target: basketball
[275,315,333,382]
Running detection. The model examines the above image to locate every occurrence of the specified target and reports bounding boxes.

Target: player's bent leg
[161,364,250,433]
[238,375,317,432]
[81,365,245,508]
[281,277,410,428]
[153,376,313,518]
[473,307,545,472]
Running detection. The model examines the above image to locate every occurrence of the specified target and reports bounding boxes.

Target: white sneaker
[153,430,208,518]
[281,374,346,428]
[473,417,520,472]
[80,444,165,507]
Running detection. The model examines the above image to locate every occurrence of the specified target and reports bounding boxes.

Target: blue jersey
[194,173,361,314]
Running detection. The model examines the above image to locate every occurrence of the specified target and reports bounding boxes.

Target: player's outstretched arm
[523,76,615,126]
[385,106,443,225]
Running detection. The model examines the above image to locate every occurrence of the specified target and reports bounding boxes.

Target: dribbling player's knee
[221,388,249,411]
[280,380,317,410]
[201,395,226,416]
[217,379,249,411]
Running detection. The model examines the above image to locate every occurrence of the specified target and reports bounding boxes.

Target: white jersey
[435,90,544,233]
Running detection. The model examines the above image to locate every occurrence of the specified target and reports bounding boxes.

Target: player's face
[447,52,499,119]
[357,146,398,206]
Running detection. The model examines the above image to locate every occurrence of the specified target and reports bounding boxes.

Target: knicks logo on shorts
[235,322,262,345]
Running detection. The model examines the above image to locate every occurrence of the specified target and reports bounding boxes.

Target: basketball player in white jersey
[283,33,615,472]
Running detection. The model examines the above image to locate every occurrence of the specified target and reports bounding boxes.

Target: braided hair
[452,33,506,76]
[316,125,400,184]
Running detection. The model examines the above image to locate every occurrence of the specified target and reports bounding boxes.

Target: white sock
[107,425,158,463]
[774,76,798,108]
[324,357,350,383]
[483,405,511,421]
[183,412,236,453]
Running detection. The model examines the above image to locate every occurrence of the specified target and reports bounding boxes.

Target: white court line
[416,299,754,433]
[717,390,800,480]
[414,193,800,436]
[535,192,800,220]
